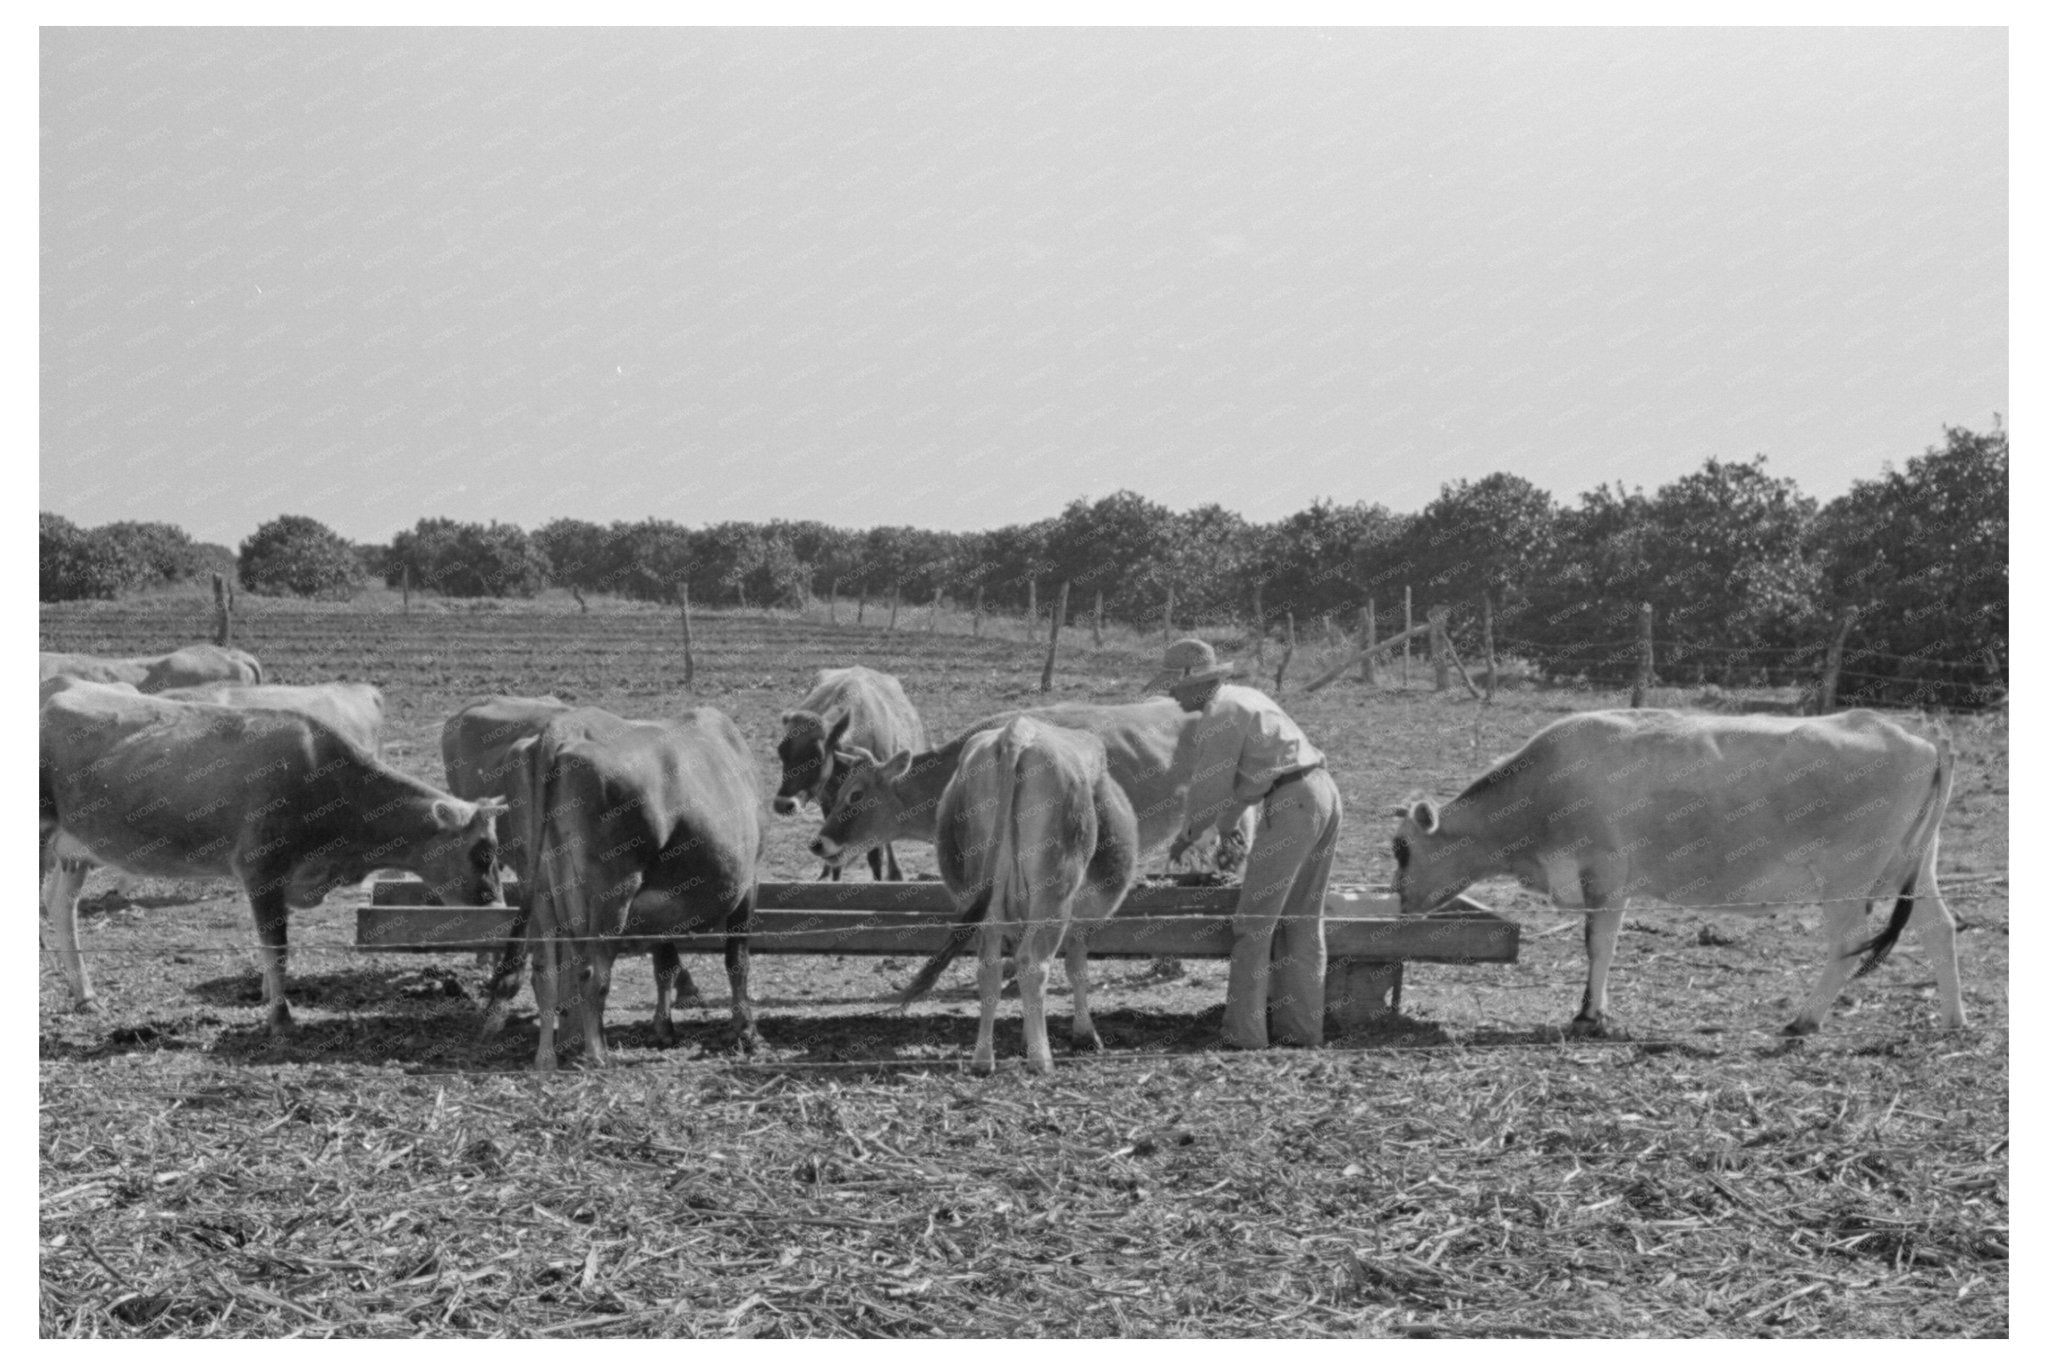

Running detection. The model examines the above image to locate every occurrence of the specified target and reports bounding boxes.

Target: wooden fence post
[1274,613,1297,693]
[401,564,411,614]
[829,578,839,626]
[1162,586,1174,642]
[1360,601,1377,686]
[678,582,696,687]
[887,582,900,632]
[1092,588,1104,647]
[1818,606,1859,713]
[1040,581,1070,692]
[972,585,984,637]
[856,586,866,625]
[1631,602,1654,708]
[1251,584,1266,667]
[1403,586,1413,688]
[1027,580,1038,642]
[927,584,941,633]
[1481,591,1497,700]
[1430,608,1450,691]
[212,572,232,646]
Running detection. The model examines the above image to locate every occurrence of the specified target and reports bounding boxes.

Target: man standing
[1148,637,1343,1050]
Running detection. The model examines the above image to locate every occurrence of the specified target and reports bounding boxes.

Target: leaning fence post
[1040,581,1070,692]
[1027,580,1038,642]
[1430,608,1450,692]
[212,572,233,646]
[1360,600,1377,686]
[1631,602,1654,707]
[856,585,866,625]
[1818,606,1859,713]
[1403,586,1413,687]
[1481,591,1496,700]
[678,581,696,687]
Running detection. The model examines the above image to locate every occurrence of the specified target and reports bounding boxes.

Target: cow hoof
[71,997,103,1016]
[1070,1029,1103,1053]
[971,1055,996,1077]
[1565,1014,1610,1039]
[1781,1017,1821,1037]
[534,1054,558,1073]
[734,1032,761,1057]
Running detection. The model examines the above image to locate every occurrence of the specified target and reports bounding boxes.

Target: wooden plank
[357,882,1516,963]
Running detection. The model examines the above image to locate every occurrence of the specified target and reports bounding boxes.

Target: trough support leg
[1323,960,1403,1034]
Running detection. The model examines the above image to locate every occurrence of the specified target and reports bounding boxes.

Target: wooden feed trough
[360,879,1518,1033]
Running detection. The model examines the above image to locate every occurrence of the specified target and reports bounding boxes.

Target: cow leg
[884,843,904,882]
[1016,922,1060,1076]
[1786,899,1867,1035]
[579,939,616,1068]
[724,891,760,1055]
[477,911,530,1038]
[651,944,682,1046]
[1913,878,1969,1031]
[867,846,886,881]
[531,927,560,1072]
[1570,906,1625,1037]
[1065,928,1101,1052]
[973,927,1004,1075]
[42,858,98,1013]
[247,886,294,1034]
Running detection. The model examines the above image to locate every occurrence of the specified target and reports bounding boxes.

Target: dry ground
[38,591,2008,1337]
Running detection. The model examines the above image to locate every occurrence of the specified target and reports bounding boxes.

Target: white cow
[1393,708,1963,1036]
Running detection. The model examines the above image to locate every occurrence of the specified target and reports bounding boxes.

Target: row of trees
[38,514,233,602]
[41,427,2006,707]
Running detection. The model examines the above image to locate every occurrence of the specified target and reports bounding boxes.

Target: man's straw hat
[1144,637,1237,694]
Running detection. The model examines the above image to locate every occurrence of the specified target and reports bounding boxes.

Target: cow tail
[898,883,993,1006]
[1848,733,1955,979]
[485,735,552,1007]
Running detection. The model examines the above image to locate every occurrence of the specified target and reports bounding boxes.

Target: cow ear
[845,745,880,769]
[826,713,852,748]
[881,750,913,780]
[1410,799,1440,835]
[779,710,796,725]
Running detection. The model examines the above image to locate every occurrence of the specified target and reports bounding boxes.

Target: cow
[774,666,926,881]
[1391,708,1965,1037]
[39,643,263,691]
[39,680,505,1031]
[520,706,765,1071]
[896,717,1139,1074]
[809,698,1255,875]
[158,681,386,757]
[440,695,571,885]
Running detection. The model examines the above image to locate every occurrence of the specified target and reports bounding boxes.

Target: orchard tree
[40,513,142,601]
[238,514,365,600]
[1401,473,1556,611]
[1811,425,2007,707]
[533,518,614,607]
[98,520,203,586]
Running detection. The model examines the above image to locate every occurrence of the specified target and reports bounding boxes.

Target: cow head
[1390,797,1462,916]
[418,795,509,907]
[809,745,912,869]
[773,711,852,816]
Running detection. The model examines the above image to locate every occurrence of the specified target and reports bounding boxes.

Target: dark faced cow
[39,681,504,1032]
[522,706,764,1071]
[774,666,926,881]
[1392,708,1964,1036]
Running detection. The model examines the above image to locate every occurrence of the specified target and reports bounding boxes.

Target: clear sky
[40,27,2007,549]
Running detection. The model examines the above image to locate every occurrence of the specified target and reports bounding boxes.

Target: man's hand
[1167,831,1196,865]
